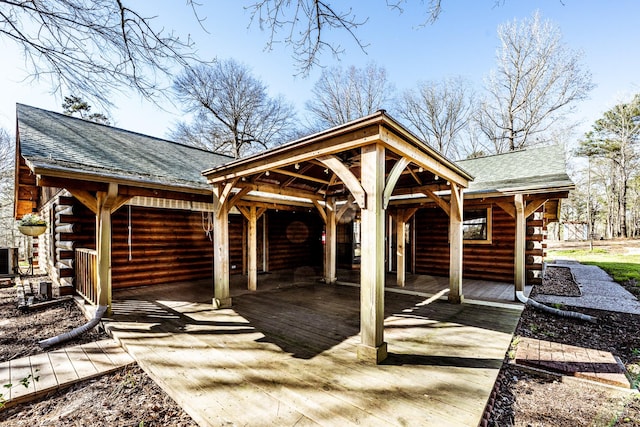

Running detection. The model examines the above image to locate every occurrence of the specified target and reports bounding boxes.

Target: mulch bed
[487,269,640,427]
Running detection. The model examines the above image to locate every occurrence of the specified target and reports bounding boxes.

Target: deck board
[107,282,521,427]
[28,352,57,395]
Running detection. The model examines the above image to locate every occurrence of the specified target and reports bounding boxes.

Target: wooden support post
[212,184,232,308]
[247,206,258,291]
[514,194,526,298]
[448,183,464,304]
[324,198,337,284]
[357,143,387,364]
[96,183,118,314]
[396,209,406,287]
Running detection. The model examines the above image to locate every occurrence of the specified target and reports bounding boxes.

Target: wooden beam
[396,209,406,287]
[324,198,337,284]
[69,190,98,215]
[37,176,107,192]
[282,163,314,187]
[514,194,526,296]
[238,182,323,201]
[236,206,250,220]
[95,183,118,313]
[214,179,238,217]
[272,168,331,185]
[227,187,251,211]
[496,201,516,218]
[448,183,464,304]
[247,206,258,291]
[450,184,463,222]
[318,155,366,209]
[110,196,132,214]
[423,189,450,217]
[525,197,548,218]
[357,143,387,364]
[312,200,327,224]
[380,128,471,189]
[407,167,422,186]
[403,207,419,223]
[212,184,232,308]
[204,124,381,184]
[383,157,410,209]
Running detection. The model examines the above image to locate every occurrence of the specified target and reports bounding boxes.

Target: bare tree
[0,128,17,247]
[0,0,199,107]
[397,76,475,158]
[248,1,444,75]
[305,62,394,129]
[172,59,297,158]
[477,12,594,153]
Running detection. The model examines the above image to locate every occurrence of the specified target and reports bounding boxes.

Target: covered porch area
[104,277,522,427]
[203,111,474,363]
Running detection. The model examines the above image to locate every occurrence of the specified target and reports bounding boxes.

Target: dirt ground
[0,282,196,426]
[1,263,639,426]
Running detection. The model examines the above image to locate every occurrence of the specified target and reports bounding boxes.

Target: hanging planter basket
[18,224,47,237]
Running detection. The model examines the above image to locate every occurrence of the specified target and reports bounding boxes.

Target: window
[463,207,492,244]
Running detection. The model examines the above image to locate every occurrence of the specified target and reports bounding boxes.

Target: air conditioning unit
[0,248,19,276]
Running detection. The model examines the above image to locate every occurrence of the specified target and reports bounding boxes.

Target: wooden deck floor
[105,279,522,426]
[0,339,135,408]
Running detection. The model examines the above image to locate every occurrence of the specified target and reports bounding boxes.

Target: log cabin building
[14,104,573,363]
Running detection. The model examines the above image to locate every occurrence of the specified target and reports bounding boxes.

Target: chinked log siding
[414,202,543,284]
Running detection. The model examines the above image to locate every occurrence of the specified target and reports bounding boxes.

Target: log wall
[414,201,544,284]
[39,194,239,289]
[267,211,323,271]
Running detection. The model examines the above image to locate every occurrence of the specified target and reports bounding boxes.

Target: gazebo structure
[202,111,473,363]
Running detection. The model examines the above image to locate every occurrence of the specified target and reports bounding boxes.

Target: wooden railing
[75,248,97,305]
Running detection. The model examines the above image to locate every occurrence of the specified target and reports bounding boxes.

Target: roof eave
[27,159,212,196]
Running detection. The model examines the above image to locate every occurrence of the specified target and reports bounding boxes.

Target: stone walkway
[535,260,640,315]
[0,339,135,408]
[514,337,631,388]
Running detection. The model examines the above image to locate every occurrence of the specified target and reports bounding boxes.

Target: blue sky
[1,1,639,150]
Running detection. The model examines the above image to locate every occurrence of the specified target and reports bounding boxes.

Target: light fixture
[294,163,300,170]
[265,170,270,176]
[418,167,424,173]
[324,168,329,174]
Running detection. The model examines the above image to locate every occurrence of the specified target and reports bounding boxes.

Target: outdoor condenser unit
[0,248,18,276]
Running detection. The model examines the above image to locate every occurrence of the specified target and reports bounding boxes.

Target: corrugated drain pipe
[515,291,597,323]
[39,305,108,348]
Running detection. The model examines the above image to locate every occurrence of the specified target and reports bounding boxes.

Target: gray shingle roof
[17,104,232,191]
[455,144,574,194]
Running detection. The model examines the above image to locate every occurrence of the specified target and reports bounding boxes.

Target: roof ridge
[457,143,561,162]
